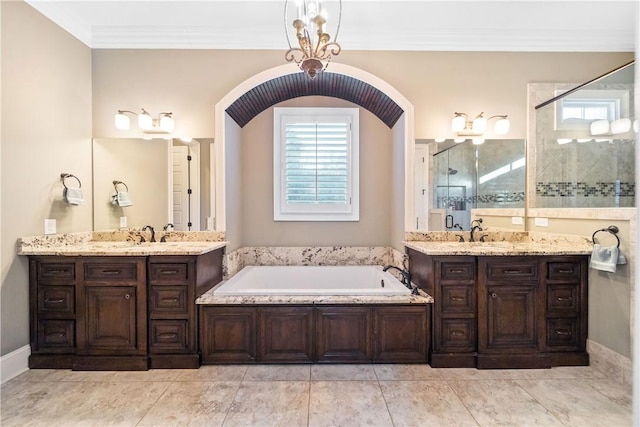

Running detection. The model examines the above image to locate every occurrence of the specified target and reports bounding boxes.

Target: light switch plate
[206,217,214,230]
[44,219,56,235]
[120,216,127,228]
[511,216,523,225]
[534,217,549,227]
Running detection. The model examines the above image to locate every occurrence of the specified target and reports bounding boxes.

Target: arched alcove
[214,63,415,250]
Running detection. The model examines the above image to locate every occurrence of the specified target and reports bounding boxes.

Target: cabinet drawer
[546,318,580,349]
[149,263,189,283]
[149,320,190,352]
[84,263,138,281]
[486,261,538,281]
[548,262,581,280]
[149,285,189,315]
[440,262,475,280]
[441,285,475,313]
[38,263,75,281]
[547,284,579,313]
[38,286,75,316]
[37,320,75,351]
[439,319,476,350]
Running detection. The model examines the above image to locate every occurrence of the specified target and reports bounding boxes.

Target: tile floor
[1,364,632,426]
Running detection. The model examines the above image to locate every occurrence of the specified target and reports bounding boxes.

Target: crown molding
[26,0,92,47]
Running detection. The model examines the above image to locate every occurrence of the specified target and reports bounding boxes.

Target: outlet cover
[206,217,214,230]
[120,216,127,228]
[44,219,56,235]
[534,217,549,227]
[511,216,523,225]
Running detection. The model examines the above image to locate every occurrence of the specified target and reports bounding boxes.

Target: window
[273,107,359,221]
[554,89,629,130]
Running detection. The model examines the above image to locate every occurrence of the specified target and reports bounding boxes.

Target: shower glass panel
[534,62,635,208]
[433,140,525,231]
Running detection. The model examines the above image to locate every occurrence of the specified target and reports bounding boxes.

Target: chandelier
[451,112,510,144]
[284,0,342,79]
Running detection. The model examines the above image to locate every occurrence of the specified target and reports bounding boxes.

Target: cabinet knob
[124,294,131,300]
[490,292,498,299]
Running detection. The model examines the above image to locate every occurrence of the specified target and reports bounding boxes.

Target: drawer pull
[47,269,69,274]
[557,269,574,274]
[450,296,465,301]
[556,296,573,302]
[555,329,572,336]
[451,330,466,337]
[159,270,179,275]
[503,269,523,274]
[159,333,178,339]
[101,270,122,275]
[124,294,131,300]
[162,298,180,303]
[44,298,65,303]
[449,269,465,273]
[47,332,66,338]
[490,292,498,298]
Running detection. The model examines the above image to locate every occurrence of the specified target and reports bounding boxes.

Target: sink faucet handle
[163,223,174,231]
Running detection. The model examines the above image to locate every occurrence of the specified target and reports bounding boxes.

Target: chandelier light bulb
[494,117,510,135]
[590,119,610,136]
[114,112,130,130]
[610,118,631,134]
[472,115,487,134]
[160,114,175,133]
[451,115,466,133]
[138,110,153,130]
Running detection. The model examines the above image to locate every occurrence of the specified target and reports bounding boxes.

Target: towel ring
[592,225,620,248]
[112,180,129,192]
[60,173,81,189]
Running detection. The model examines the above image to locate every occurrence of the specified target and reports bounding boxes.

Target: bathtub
[213,265,411,296]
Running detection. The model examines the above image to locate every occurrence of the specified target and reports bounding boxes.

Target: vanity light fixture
[284,0,342,79]
[451,112,510,144]
[115,109,175,134]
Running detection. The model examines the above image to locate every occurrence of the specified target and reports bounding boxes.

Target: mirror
[92,138,213,231]
[532,63,635,209]
[415,139,526,231]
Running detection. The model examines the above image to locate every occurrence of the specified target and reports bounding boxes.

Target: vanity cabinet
[28,248,224,370]
[407,248,589,369]
[199,304,430,364]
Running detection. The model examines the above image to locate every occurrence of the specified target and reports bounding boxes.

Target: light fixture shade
[114,113,130,130]
[451,115,466,133]
[453,137,466,143]
[472,116,487,134]
[472,137,485,145]
[556,138,573,145]
[590,119,610,135]
[494,118,510,135]
[576,138,592,143]
[434,137,446,143]
[610,118,631,134]
[138,111,153,130]
[160,115,175,133]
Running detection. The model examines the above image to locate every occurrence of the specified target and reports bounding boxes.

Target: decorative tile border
[536,181,635,198]
[436,192,525,206]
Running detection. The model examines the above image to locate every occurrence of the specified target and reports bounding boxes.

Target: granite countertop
[404,240,593,256]
[18,241,227,256]
[196,281,434,305]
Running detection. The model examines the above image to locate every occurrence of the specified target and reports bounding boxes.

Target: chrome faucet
[469,218,483,242]
[141,225,156,243]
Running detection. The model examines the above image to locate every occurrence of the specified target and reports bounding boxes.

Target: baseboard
[1,345,31,384]
[587,339,632,386]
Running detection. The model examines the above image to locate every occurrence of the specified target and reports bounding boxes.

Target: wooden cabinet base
[149,354,200,369]
[72,356,148,371]
[550,352,589,366]
[29,353,74,369]
[477,353,552,369]
[430,353,476,368]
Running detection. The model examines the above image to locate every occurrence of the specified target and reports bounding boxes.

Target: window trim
[273,107,360,222]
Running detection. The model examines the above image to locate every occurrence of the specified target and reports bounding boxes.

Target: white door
[172,145,200,231]
[414,145,429,230]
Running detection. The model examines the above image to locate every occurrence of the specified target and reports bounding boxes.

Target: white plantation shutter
[274,108,359,221]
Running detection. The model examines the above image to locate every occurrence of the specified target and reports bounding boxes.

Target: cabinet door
[317,306,371,362]
[82,286,139,354]
[200,307,257,363]
[480,285,538,352]
[259,307,314,362]
[373,306,428,362]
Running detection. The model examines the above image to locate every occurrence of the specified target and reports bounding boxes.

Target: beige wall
[1,2,92,355]
[225,115,242,252]
[93,138,169,230]
[239,96,392,247]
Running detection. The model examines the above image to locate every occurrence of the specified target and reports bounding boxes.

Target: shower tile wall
[477,140,526,209]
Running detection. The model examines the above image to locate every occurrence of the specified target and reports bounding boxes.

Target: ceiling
[26,0,637,52]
